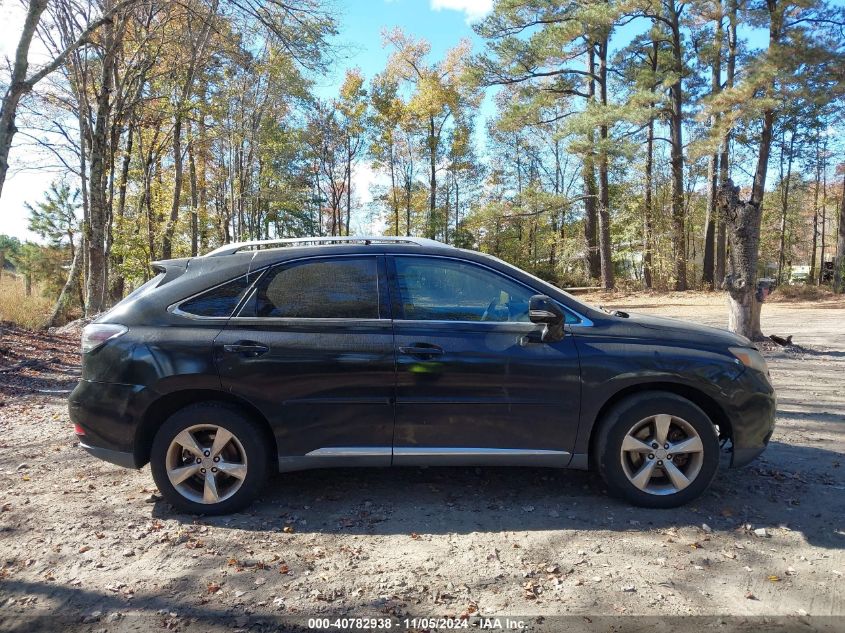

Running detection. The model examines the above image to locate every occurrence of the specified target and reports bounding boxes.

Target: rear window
[178,275,251,318]
[253,258,379,319]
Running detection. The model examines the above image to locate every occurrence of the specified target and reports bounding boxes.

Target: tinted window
[394,257,534,322]
[179,275,250,317]
[255,258,379,319]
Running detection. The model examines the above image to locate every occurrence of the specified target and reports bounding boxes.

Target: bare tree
[0,0,136,201]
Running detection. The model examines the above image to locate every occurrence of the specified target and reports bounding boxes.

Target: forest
[1,0,844,338]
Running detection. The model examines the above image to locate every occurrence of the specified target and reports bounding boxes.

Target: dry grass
[767,283,839,303]
[0,274,54,330]
[576,288,727,309]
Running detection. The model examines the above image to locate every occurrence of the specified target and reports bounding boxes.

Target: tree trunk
[715,0,737,286]
[346,137,352,236]
[583,47,600,280]
[85,4,119,316]
[776,129,796,285]
[724,0,780,338]
[428,116,437,239]
[42,240,84,330]
[0,0,49,200]
[596,38,614,290]
[833,175,845,293]
[389,145,399,236]
[720,180,764,339]
[405,174,412,237]
[668,0,686,291]
[162,109,184,259]
[109,121,133,303]
[188,128,199,257]
[642,38,658,290]
[702,10,722,289]
[818,141,828,285]
[809,133,821,283]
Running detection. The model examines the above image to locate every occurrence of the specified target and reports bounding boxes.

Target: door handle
[399,344,444,358]
[223,342,270,356]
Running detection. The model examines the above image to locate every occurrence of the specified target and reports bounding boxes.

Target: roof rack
[205,236,449,256]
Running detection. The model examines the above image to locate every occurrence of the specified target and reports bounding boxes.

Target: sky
[1,0,841,241]
[0,0,493,242]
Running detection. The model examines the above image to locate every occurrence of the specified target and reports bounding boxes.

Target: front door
[215,254,395,470]
[388,255,581,466]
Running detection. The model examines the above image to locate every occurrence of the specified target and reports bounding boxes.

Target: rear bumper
[79,441,138,469]
[69,379,144,469]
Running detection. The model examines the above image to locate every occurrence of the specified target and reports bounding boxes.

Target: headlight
[728,346,769,374]
[81,323,128,353]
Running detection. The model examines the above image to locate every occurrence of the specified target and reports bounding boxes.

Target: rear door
[388,254,581,466]
[214,254,395,470]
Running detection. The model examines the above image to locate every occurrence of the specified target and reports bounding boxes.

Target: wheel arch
[134,389,277,467]
[586,382,732,470]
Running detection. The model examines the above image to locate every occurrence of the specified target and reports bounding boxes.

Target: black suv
[69,237,775,514]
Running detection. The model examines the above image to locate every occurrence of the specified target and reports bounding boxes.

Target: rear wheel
[150,403,269,515]
[594,392,719,508]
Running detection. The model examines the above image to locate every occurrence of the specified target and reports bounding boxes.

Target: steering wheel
[480,297,500,322]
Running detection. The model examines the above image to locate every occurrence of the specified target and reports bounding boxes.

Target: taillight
[81,324,128,353]
[73,423,85,435]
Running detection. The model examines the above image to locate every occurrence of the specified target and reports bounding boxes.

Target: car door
[215,254,396,470]
[388,254,581,466]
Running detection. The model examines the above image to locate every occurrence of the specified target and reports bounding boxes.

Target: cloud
[430,0,493,23]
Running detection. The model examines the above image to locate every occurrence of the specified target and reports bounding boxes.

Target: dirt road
[0,295,843,632]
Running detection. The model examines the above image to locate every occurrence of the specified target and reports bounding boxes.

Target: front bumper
[728,369,777,468]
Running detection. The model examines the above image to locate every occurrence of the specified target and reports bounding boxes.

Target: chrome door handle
[399,345,444,358]
[223,342,270,356]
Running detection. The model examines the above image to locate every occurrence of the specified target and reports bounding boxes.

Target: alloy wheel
[165,424,248,504]
[619,414,705,496]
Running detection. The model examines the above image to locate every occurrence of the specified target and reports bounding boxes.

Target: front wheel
[150,403,269,515]
[594,392,719,508]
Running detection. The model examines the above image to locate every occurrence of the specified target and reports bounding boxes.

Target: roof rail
[205,236,449,256]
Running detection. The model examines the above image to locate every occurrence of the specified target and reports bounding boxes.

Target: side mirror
[529,295,565,343]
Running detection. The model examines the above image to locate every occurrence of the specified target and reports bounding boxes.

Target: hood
[602,311,753,349]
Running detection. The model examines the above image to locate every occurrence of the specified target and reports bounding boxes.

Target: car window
[394,257,535,323]
[179,275,251,317]
[255,257,379,319]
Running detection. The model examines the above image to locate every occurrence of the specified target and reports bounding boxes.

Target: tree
[0,235,22,281]
[25,179,81,249]
[24,178,83,324]
[0,0,139,201]
[474,0,625,289]
[384,29,479,240]
[834,170,845,293]
[711,0,844,338]
[337,69,369,236]
[370,74,406,236]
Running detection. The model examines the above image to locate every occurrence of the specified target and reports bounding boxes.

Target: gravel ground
[0,294,843,632]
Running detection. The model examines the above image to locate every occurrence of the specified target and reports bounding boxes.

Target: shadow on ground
[149,441,845,549]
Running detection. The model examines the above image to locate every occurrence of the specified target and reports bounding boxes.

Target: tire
[150,402,269,515]
[593,392,719,509]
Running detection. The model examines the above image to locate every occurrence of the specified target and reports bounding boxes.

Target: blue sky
[318,0,489,96]
[0,0,496,240]
[1,0,843,240]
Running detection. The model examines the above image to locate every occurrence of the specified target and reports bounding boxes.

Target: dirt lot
[0,293,843,632]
